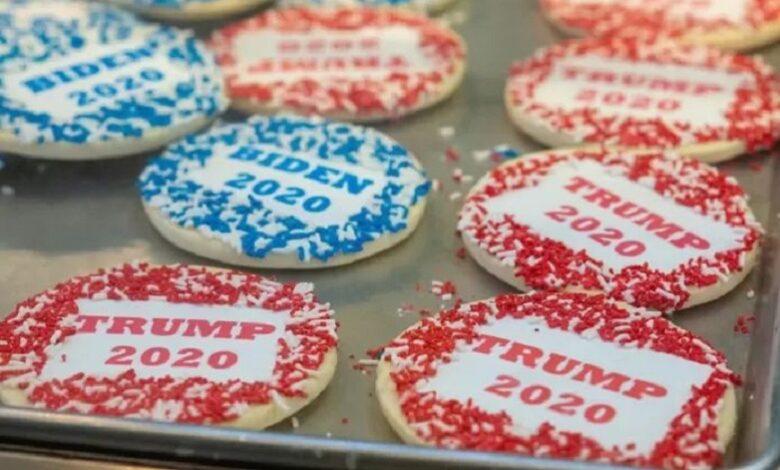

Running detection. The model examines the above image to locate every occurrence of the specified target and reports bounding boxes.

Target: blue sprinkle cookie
[106,0,272,21]
[0,0,228,160]
[138,114,431,268]
[278,0,456,13]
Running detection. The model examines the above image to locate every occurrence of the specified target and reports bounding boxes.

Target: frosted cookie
[209,7,466,122]
[540,0,780,51]
[0,0,227,160]
[0,263,338,428]
[139,114,430,268]
[505,37,779,163]
[377,291,739,468]
[457,148,762,313]
[278,0,456,14]
[106,0,272,21]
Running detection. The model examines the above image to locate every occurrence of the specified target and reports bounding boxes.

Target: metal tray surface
[1,0,780,468]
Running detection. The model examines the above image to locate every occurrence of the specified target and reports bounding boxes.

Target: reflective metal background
[0,0,779,468]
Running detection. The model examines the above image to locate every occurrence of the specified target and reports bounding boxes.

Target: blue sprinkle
[492,144,521,159]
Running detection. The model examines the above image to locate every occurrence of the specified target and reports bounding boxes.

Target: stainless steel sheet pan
[1,0,780,468]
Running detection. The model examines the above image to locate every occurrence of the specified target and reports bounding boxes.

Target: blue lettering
[71,63,100,79]
[22,76,57,93]
[275,156,309,173]
[305,165,340,185]
[333,173,374,195]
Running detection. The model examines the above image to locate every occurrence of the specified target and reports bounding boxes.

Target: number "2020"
[485,374,616,424]
[105,345,237,370]
[225,172,331,213]
[545,204,646,257]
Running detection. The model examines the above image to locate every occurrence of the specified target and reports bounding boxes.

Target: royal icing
[506,37,779,152]
[138,114,430,263]
[383,292,739,468]
[0,0,227,148]
[458,149,762,312]
[0,263,337,424]
[541,0,780,38]
[209,8,465,118]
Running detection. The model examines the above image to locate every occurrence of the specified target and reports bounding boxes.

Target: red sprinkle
[734,314,756,334]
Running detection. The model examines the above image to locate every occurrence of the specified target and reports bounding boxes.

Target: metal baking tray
[1,0,780,468]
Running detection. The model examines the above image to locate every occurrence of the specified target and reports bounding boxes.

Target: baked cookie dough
[139,114,430,268]
[458,148,762,313]
[377,291,739,469]
[209,7,466,121]
[0,263,338,428]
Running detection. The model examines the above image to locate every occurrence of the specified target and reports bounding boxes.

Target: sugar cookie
[458,148,762,313]
[377,291,739,469]
[209,7,466,122]
[106,0,272,21]
[0,0,227,160]
[0,263,338,428]
[540,0,780,51]
[505,37,779,163]
[139,114,430,268]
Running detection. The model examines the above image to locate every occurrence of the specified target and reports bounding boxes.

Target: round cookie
[540,0,780,51]
[0,263,338,428]
[457,148,762,313]
[106,0,272,21]
[505,37,779,163]
[209,7,466,122]
[277,0,457,14]
[377,291,739,469]
[138,114,430,269]
[0,0,227,160]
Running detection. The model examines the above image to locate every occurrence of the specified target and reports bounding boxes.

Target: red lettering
[633,213,683,240]
[562,66,583,80]
[648,78,688,93]
[587,70,617,83]
[150,318,185,336]
[106,316,146,335]
[500,342,543,368]
[571,363,631,392]
[692,83,723,96]
[472,334,509,355]
[671,232,711,250]
[613,201,647,219]
[542,353,581,375]
[564,176,595,195]
[583,187,620,209]
[76,315,109,333]
[623,379,668,400]
[182,320,236,339]
[236,322,276,340]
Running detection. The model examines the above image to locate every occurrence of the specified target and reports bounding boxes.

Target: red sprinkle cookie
[540,0,780,51]
[0,263,338,427]
[505,37,780,163]
[209,7,466,121]
[457,148,762,313]
[376,292,739,469]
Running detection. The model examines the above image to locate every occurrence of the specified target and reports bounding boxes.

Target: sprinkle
[431,280,457,301]
[449,191,462,201]
[734,314,756,335]
[455,247,467,259]
[445,146,461,162]
[0,185,14,197]
[439,126,455,139]
[746,289,755,299]
[291,416,300,428]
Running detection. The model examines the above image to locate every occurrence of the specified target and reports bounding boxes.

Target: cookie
[106,0,272,21]
[0,263,338,428]
[376,291,739,469]
[0,0,227,160]
[540,0,780,51]
[505,37,779,163]
[277,0,456,14]
[209,7,466,122]
[139,114,430,269]
[457,148,762,313]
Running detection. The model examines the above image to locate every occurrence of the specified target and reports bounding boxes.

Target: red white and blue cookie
[540,0,780,51]
[457,148,762,313]
[377,291,739,469]
[505,37,780,163]
[106,0,272,21]
[0,263,338,427]
[209,7,466,121]
[0,0,227,160]
[138,114,430,268]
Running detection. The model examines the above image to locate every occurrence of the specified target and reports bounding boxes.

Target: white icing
[481,160,745,272]
[38,299,288,382]
[4,36,188,121]
[183,142,387,227]
[419,316,714,454]
[230,26,437,82]
[561,0,748,24]
[532,55,751,130]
